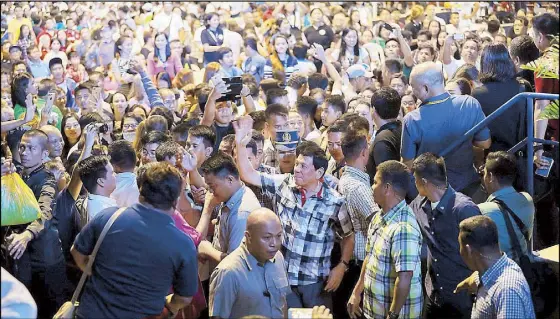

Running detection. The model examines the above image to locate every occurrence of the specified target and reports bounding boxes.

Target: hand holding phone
[535,156,554,178]
[453,33,464,41]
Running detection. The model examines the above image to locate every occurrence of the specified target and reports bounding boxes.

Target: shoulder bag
[492,198,558,318]
[53,207,127,319]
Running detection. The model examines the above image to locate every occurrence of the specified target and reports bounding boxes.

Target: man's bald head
[40,125,64,158]
[246,208,281,234]
[410,62,446,102]
[40,125,61,136]
[245,208,283,263]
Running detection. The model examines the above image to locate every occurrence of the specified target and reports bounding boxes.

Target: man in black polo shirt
[3,129,68,318]
[367,87,418,202]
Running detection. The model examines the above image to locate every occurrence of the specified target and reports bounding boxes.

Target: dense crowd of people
[0,1,559,319]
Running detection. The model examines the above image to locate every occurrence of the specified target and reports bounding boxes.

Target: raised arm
[441,34,454,65]
[233,116,262,187]
[1,94,35,133]
[130,58,165,108]
[394,25,414,68]
[201,75,227,127]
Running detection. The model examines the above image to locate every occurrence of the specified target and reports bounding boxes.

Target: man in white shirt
[77,155,117,219]
[109,140,140,207]
[151,2,173,33]
[441,33,480,78]
[223,20,244,64]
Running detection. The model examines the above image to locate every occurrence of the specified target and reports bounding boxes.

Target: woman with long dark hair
[200,12,224,65]
[472,44,530,153]
[11,72,38,121]
[264,34,299,83]
[329,28,370,70]
[61,112,81,159]
[147,32,183,82]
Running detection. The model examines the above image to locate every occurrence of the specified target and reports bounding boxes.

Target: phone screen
[536,156,554,178]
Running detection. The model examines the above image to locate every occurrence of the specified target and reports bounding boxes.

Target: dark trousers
[11,253,69,319]
[332,260,363,319]
[423,297,472,319]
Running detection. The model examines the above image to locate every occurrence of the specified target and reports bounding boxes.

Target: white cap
[142,3,153,12]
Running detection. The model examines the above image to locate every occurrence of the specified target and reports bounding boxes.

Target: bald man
[209,208,289,319]
[400,62,491,204]
[40,125,64,160]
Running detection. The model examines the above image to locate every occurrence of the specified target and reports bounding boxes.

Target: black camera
[98,123,109,134]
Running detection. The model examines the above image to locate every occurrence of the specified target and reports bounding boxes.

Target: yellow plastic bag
[1,173,41,226]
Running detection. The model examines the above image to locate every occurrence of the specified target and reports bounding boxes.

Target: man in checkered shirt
[348,161,423,319]
[234,115,355,310]
[455,215,535,319]
[334,132,380,319]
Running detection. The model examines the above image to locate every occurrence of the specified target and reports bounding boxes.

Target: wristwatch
[340,260,350,272]
[387,311,399,319]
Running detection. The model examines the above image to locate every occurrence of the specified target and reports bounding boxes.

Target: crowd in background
[0,1,559,319]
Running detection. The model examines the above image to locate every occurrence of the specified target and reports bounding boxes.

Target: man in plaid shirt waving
[234,115,355,310]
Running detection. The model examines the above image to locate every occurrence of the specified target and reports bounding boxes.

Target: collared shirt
[472,254,536,319]
[410,186,480,311]
[338,166,379,261]
[86,194,118,220]
[263,139,277,169]
[326,157,346,182]
[364,200,423,319]
[478,187,534,259]
[27,59,50,78]
[218,66,243,79]
[260,173,353,286]
[110,172,140,208]
[209,243,289,319]
[401,92,491,191]
[242,54,266,85]
[212,185,261,255]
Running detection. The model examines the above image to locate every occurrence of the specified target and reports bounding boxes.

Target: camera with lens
[98,123,109,134]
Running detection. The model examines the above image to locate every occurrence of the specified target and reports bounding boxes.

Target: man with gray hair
[401,62,492,203]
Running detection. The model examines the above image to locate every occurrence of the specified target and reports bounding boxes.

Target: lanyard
[421,95,450,107]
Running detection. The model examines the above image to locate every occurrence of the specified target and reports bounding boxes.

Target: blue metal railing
[440,92,559,197]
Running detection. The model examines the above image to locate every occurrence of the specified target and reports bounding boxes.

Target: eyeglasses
[123,123,137,130]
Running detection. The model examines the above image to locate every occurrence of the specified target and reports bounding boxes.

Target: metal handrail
[439,92,559,197]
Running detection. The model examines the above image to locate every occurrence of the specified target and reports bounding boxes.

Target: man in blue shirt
[402,62,491,203]
[25,45,49,79]
[410,152,481,318]
[196,152,261,265]
[478,151,534,259]
[455,215,535,319]
[71,162,198,318]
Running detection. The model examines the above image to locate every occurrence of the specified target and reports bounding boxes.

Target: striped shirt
[472,253,535,319]
[364,200,423,319]
[338,166,379,261]
[264,55,299,84]
[260,173,353,286]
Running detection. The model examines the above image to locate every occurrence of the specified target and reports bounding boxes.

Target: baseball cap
[346,64,374,79]
[142,3,153,12]
[9,45,22,52]
[49,57,63,69]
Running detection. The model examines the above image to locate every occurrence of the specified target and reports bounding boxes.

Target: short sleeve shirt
[74,204,198,318]
[260,173,353,286]
[364,200,423,319]
[401,93,490,191]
